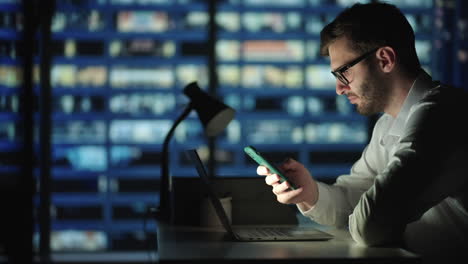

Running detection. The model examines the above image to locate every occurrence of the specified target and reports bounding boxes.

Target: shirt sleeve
[299,115,390,227]
[348,88,468,246]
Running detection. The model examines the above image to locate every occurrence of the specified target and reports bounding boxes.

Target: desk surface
[157,223,420,264]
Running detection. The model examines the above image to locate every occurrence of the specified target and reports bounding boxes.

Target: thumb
[280,157,298,170]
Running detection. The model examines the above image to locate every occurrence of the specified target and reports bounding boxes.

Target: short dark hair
[320,2,421,77]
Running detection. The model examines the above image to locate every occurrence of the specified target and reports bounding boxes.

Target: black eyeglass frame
[331,48,379,86]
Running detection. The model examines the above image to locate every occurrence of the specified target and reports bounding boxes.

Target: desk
[157,223,420,264]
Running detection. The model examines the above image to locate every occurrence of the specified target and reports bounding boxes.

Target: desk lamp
[159,82,235,223]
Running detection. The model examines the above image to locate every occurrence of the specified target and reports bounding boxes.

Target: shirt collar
[386,69,433,138]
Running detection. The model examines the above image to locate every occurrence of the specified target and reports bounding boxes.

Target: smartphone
[244,145,297,190]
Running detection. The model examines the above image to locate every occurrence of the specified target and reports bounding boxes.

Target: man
[257,2,468,262]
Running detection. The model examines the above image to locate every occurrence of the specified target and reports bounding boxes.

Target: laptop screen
[185,149,236,235]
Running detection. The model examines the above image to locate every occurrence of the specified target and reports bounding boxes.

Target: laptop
[185,149,334,241]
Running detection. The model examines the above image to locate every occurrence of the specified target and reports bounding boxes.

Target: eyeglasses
[331,48,379,86]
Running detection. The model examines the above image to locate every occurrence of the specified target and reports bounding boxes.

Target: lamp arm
[159,103,193,223]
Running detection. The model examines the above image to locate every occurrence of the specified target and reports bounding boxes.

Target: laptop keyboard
[247,227,289,237]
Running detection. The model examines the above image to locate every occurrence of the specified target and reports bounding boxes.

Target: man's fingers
[265,174,280,185]
[256,165,270,175]
[272,181,290,194]
[276,187,303,204]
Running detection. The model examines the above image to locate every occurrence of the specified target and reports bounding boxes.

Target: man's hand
[257,158,319,212]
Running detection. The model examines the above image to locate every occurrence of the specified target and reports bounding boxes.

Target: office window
[47,0,209,251]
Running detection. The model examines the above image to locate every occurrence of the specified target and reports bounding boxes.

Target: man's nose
[335,80,349,95]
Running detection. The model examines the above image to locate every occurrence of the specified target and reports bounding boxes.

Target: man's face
[328,37,390,116]
[354,65,391,115]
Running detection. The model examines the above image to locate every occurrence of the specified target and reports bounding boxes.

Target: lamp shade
[184,82,235,137]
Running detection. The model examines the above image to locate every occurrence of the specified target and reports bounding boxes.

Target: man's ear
[376,46,396,73]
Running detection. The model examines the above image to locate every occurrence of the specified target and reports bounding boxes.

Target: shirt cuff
[298,182,331,219]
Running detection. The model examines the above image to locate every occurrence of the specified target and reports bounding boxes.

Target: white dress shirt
[300,70,468,262]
